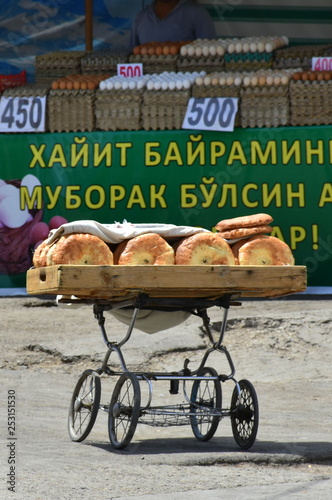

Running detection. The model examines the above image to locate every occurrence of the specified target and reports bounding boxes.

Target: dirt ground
[0,295,331,499]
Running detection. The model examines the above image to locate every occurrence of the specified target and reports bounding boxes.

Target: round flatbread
[47,233,113,265]
[216,213,273,231]
[174,232,235,265]
[219,225,273,240]
[33,240,50,267]
[232,235,294,266]
[113,233,174,265]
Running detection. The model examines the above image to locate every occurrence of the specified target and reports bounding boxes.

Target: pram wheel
[68,369,101,442]
[190,367,222,441]
[231,379,259,450]
[108,372,141,449]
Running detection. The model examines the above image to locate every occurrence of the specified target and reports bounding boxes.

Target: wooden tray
[26,265,307,301]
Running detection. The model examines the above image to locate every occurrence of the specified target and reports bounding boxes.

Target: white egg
[183,79,191,89]
[168,81,176,90]
[0,183,18,202]
[176,80,183,90]
[187,46,195,57]
[147,80,154,90]
[129,80,136,90]
[0,193,29,228]
[0,179,6,187]
[161,81,169,90]
[99,81,106,90]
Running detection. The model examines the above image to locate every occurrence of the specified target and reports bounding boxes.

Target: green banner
[1,126,332,291]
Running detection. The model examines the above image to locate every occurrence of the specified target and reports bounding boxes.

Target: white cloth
[109,309,191,334]
[47,220,209,245]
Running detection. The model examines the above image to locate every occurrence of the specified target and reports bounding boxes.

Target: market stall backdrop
[1,0,332,81]
[1,0,332,295]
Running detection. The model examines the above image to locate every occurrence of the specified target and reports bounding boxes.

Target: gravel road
[1,295,331,499]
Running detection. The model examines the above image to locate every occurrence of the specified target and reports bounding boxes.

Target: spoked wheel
[190,366,222,441]
[108,372,141,450]
[231,379,259,450]
[68,369,101,442]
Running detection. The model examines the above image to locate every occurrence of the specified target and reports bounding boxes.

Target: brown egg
[140,46,148,55]
[148,46,155,55]
[133,46,141,55]
[87,81,96,90]
[155,46,163,56]
[80,82,88,90]
[292,72,302,81]
[73,80,81,89]
[324,71,331,80]
[316,72,325,81]
[258,76,266,85]
[301,72,309,81]
[308,72,317,81]
[51,81,59,90]
[66,81,74,90]
[170,45,178,55]
[162,45,170,55]
[59,80,67,89]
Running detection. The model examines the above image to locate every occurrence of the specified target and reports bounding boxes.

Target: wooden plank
[26,265,307,300]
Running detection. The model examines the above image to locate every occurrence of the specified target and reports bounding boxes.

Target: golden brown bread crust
[216,213,273,231]
[113,233,174,265]
[218,225,273,239]
[33,240,50,267]
[231,235,294,266]
[174,232,235,265]
[47,234,113,265]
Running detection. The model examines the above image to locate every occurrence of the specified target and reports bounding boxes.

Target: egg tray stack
[80,49,129,75]
[224,52,273,72]
[273,44,332,71]
[191,82,241,127]
[142,90,190,130]
[35,51,86,83]
[177,55,224,74]
[240,84,290,128]
[47,88,95,132]
[0,180,43,275]
[95,88,143,131]
[128,54,178,74]
[289,79,332,126]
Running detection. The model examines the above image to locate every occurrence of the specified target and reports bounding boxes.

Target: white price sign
[117,63,143,78]
[0,96,46,132]
[182,97,238,132]
[312,57,332,71]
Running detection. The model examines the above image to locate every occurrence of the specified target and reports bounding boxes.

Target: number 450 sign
[182,97,238,132]
[0,96,46,133]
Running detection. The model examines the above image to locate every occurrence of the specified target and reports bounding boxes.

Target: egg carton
[2,83,50,97]
[176,56,224,74]
[95,89,143,131]
[0,179,43,274]
[80,49,129,75]
[142,90,190,130]
[224,52,273,71]
[47,88,95,132]
[129,54,178,74]
[240,85,290,128]
[273,44,332,70]
[35,51,86,82]
[289,79,332,126]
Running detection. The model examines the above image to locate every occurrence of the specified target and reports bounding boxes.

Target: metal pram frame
[67,292,259,451]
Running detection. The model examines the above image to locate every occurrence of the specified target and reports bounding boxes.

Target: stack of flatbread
[215,213,294,266]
